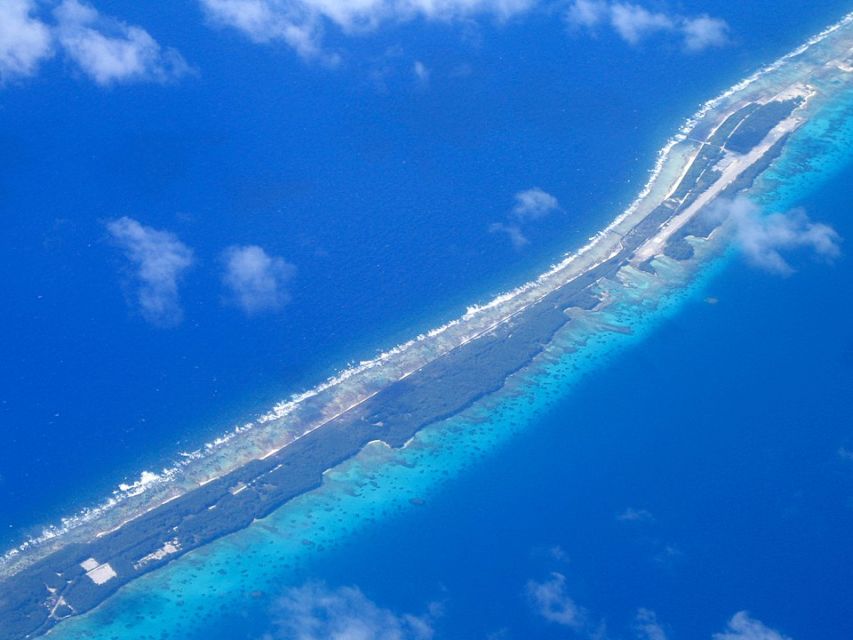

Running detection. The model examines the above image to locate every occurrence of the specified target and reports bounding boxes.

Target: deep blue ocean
[135,160,851,640]
[1,1,852,638]
[291,160,853,640]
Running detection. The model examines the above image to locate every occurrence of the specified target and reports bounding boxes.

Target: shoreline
[2,11,853,639]
[5,9,851,579]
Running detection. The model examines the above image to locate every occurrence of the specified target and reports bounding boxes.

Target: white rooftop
[85,563,117,585]
[79,558,99,572]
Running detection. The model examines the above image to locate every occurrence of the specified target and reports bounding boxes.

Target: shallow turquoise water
[45,78,853,639]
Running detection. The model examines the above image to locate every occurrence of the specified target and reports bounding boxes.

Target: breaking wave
[2,8,852,579]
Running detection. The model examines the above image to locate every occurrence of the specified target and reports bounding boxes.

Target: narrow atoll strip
[2,10,853,640]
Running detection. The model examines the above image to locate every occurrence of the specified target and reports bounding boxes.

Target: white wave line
[2,9,852,575]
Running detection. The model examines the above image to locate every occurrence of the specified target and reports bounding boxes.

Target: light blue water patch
[44,56,853,640]
[754,87,853,211]
[45,76,853,640]
[46,248,730,640]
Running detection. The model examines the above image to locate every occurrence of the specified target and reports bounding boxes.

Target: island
[1,12,851,640]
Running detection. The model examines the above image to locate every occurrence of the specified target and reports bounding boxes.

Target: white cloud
[565,0,607,29]
[106,217,194,327]
[222,245,296,315]
[609,3,673,45]
[1,0,190,86]
[199,0,330,61]
[489,221,529,249]
[839,446,853,462]
[200,0,537,61]
[707,197,841,276]
[526,572,585,629]
[566,1,729,52]
[266,582,435,640]
[617,507,655,523]
[0,0,53,82]
[413,59,430,85]
[54,0,191,86]
[512,187,560,221]
[682,15,730,52]
[634,608,668,640]
[548,544,570,562]
[712,612,792,640]
[491,186,560,249]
